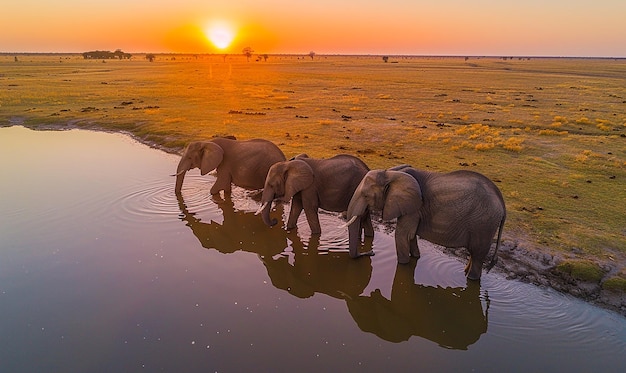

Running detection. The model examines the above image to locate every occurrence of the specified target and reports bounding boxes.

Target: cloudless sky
[2,0,625,56]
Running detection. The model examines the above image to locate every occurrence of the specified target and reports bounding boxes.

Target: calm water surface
[1,126,625,372]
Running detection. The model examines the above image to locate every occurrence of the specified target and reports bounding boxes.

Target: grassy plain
[1,54,625,293]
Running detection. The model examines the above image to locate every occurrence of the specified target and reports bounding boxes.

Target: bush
[556,260,605,283]
[503,137,525,152]
[602,276,626,292]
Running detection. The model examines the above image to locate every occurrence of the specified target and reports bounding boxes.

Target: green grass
[603,276,626,292]
[556,260,606,283]
[1,54,625,286]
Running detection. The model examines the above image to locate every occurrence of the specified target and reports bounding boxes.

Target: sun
[205,21,235,50]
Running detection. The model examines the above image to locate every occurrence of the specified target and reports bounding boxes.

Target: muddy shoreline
[442,241,626,317]
[8,121,626,317]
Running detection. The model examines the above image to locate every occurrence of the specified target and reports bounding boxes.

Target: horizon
[3,1,626,58]
[3,52,626,59]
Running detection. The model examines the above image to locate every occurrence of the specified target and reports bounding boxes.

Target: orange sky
[2,0,626,56]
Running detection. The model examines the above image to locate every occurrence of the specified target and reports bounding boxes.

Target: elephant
[257,154,374,255]
[173,137,286,196]
[345,165,506,280]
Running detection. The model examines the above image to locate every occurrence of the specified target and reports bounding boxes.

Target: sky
[2,0,625,57]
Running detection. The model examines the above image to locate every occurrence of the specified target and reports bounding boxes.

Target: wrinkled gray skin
[174,138,286,196]
[260,154,374,254]
[346,166,506,280]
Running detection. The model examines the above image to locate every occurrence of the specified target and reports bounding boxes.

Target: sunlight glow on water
[0,126,625,372]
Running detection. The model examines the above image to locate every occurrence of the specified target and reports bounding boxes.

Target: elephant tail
[486,216,505,273]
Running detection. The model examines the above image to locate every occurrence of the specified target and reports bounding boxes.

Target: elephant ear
[200,142,224,176]
[382,171,422,221]
[284,160,314,200]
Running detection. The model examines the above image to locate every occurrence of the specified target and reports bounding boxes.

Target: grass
[556,260,606,283]
[603,275,626,292]
[1,54,625,287]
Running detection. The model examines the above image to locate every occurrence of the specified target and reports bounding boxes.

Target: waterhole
[0,126,624,372]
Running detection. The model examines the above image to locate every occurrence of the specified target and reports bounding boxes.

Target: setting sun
[205,21,235,50]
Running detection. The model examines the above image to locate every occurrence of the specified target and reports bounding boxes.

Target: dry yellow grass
[1,53,625,279]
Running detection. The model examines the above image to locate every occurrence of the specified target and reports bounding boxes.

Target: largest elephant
[346,165,506,280]
[257,154,374,255]
[173,137,286,196]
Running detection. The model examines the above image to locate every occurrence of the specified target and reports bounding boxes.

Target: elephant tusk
[171,170,186,177]
[255,202,269,216]
[339,215,358,229]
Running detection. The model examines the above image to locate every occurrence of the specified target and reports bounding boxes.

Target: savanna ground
[1,54,625,313]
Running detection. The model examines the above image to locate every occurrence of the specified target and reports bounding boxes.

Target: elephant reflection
[177,194,373,301]
[177,196,486,349]
[346,259,488,350]
[177,195,299,257]
[261,237,373,300]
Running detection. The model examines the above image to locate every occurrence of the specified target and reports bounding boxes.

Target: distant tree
[382,56,389,63]
[113,49,132,59]
[146,53,155,62]
[242,47,254,62]
[309,51,316,60]
[262,54,269,62]
[83,50,131,60]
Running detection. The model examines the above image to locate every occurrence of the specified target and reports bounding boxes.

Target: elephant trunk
[347,189,368,258]
[347,216,362,259]
[174,159,190,195]
[260,187,278,227]
[347,188,369,223]
[174,171,186,195]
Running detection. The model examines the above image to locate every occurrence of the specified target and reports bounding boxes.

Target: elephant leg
[409,234,420,258]
[464,258,472,276]
[394,230,410,264]
[210,173,232,195]
[287,195,303,230]
[466,256,484,281]
[395,214,418,264]
[466,239,491,281]
[303,206,321,235]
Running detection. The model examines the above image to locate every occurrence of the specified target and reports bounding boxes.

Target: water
[0,126,625,372]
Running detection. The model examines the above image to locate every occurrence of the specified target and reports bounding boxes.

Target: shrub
[503,137,525,152]
[576,117,592,125]
[602,276,626,293]
[539,129,567,136]
[475,143,495,151]
[556,260,605,283]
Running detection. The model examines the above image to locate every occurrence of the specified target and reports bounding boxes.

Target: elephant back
[303,154,370,211]
[213,137,286,190]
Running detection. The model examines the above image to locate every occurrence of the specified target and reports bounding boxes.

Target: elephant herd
[174,137,506,281]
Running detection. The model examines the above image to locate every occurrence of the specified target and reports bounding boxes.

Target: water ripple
[73,169,626,359]
[483,273,626,354]
[110,174,215,225]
